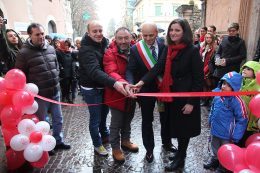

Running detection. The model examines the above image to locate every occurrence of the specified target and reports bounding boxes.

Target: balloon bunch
[0,69,55,170]
[217,134,260,173]
[10,119,55,167]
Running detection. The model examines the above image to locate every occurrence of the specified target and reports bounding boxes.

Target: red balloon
[0,90,15,106]
[0,105,22,128]
[256,71,260,85]
[245,133,260,147]
[30,131,43,143]
[5,69,26,90]
[0,91,9,105]
[30,151,49,168]
[12,91,34,107]
[249,94,260,118]
[0,105,3,113]
[218,144,247,172]
[245,142,260,172]
[1,126,19,146]
[5,148,26,170]
[22,114,39,123]
[0,77,5,91]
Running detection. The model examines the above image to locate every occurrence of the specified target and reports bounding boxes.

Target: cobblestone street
[0,96,216,173]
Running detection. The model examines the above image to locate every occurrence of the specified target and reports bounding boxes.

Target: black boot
[162,143,178,153]
[203,157,219,170]
[168,150,179,161]
[165,154,185,171]
[165,137,189,172]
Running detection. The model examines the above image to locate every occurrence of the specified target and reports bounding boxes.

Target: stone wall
[176,4,202,32]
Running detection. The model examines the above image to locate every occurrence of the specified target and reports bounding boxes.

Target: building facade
[0,0,73,39]
[119,0,137,30]
[203,0,260,60]
[133,0,201,33]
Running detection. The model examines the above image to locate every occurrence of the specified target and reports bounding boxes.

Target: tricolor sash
[136,40,162,83]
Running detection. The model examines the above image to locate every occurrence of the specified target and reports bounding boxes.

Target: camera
[3,19,7,24]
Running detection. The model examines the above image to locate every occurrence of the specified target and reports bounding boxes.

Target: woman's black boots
[165,137,190,172]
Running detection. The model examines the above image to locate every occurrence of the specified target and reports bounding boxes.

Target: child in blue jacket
[203,71,248,172]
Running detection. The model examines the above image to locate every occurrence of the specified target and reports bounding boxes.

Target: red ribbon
[135,91,259,97]
[33,94,127,107]
[32,91,259,107]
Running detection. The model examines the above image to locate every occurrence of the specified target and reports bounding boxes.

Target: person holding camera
[212,23,247,83]
[0,16,23,74]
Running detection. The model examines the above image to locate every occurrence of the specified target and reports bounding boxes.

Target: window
[172,4,179,17]
[155,4,162,16]
[48,20,57,33]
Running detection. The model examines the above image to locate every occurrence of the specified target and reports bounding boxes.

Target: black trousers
[177,137,190,158]
[138,96,171,153]
[60,77,72,101]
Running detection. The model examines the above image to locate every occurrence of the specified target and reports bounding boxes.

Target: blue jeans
[81,88,109,147]
[35,92,64,144]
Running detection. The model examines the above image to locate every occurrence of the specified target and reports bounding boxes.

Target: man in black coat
[126,22,176,163]
[78,20,127,156]
[15,23,71,155]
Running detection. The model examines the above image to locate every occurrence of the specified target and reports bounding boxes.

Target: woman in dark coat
[56,39,77,103]
[0,17,23,74]
[133,18,204,171]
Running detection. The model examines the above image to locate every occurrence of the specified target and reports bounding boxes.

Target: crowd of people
[1,15,260,172]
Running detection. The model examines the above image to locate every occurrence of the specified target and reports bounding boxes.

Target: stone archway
[48,20,57,33]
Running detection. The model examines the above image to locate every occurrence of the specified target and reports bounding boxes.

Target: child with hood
[239,61,260,147]
[203,71,248,172]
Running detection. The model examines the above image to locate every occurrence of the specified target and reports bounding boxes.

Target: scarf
[200,35,205,42]
[159,43,186,102]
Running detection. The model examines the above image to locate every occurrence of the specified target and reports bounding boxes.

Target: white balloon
[35,121,50,135]
[24,83,39,95]
[239,169,253,173]
[23,143,43,162]
[22,100,38,114]
[18,119,36,136]
[10,134,30,151]
[39,135,56,151]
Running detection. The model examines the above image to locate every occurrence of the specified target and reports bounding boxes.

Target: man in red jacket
[103,27,138,163]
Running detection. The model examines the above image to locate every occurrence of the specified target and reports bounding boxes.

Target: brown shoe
[112,149,125,163]
[121,140,139,153]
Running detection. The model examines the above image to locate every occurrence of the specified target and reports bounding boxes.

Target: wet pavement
[0,95,216,173]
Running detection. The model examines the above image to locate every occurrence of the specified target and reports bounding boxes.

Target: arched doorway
[48,20,57,33]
